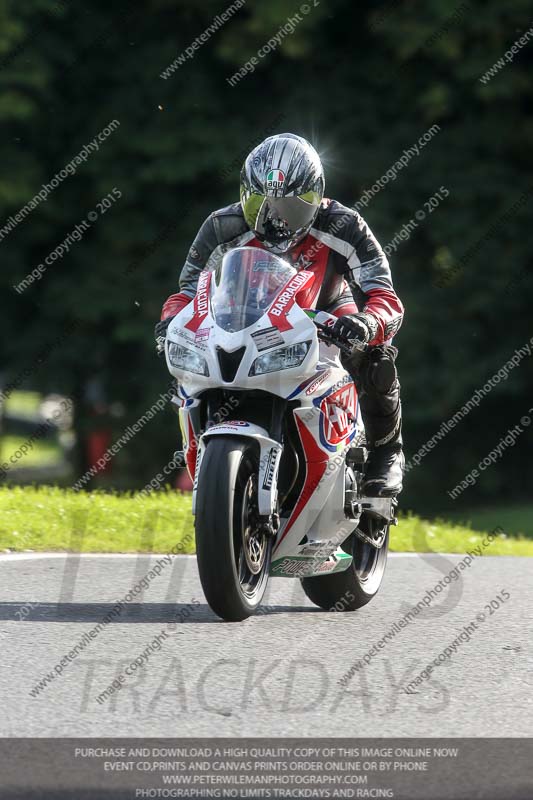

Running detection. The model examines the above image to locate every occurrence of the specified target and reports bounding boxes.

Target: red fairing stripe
[267,270,315,332]
[185,417,197,480]
[363,288,404,345]
[276,415,328,545]
[161,292,192,320]
[184,270,212,332]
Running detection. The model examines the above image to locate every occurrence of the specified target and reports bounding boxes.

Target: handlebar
[313,320,368,357]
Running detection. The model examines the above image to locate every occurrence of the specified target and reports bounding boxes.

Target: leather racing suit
[161,198,404,494]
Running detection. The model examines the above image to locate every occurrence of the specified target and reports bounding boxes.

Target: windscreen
[211,246,296,332]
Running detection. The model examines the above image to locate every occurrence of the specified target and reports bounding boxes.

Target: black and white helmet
[240,133,325,254]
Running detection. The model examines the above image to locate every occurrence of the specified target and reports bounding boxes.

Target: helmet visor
[242,192,320,252]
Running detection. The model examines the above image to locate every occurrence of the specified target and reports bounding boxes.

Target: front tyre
[195,437,271,621]
[301,515,389,612]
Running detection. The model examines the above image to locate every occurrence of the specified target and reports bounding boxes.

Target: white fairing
[166,290,320,398]
[166,248,363,578]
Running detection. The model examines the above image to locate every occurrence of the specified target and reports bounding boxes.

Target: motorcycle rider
[156,133,404,497]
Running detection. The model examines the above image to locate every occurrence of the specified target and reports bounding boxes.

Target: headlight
[249,341,311,376]
[167,342,209,376]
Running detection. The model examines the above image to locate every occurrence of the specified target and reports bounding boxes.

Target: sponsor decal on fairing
[305,369,331,395]
[262,447,278,491]
[318,383,358,452]
[251,326,284,352]
[185,270,211,332]
[208,421,250,430]
[195,327,210,343]
[270,553,353,578]
[267,270,314,332]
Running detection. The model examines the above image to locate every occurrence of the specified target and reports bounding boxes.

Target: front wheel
[195,437,271,621]
[301,514,389,612]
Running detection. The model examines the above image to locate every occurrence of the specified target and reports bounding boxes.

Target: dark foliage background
[1,0,532,514]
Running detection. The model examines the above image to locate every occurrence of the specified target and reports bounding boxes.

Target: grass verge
[0,486,531,555]
[445,505,533,538]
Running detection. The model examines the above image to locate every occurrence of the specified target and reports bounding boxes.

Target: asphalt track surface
[0,551,531,737]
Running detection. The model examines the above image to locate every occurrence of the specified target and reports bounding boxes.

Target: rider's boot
[362,428,404,497]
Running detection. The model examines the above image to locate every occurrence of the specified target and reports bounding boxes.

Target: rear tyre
[300,514,389,611]
[195,437,271,621]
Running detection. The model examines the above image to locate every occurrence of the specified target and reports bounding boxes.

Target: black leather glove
[154,318,173,357]
[332,313,378,346]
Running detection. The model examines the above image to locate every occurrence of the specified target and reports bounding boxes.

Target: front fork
[183,413,283,532]
[175,390,285,524]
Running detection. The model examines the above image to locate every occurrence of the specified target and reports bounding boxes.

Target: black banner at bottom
[0,738,531,799]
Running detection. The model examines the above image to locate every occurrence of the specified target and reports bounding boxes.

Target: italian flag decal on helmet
[266,169,286,192]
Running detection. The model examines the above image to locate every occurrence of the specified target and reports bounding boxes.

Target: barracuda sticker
[184,270,211,333]
[267,270,314,332]
[251,326,284,352]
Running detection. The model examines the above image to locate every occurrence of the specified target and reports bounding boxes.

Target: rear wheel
[195,437,271,621]
[300,513,389,611]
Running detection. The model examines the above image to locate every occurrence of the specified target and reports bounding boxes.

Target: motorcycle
[165,246,396,621]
